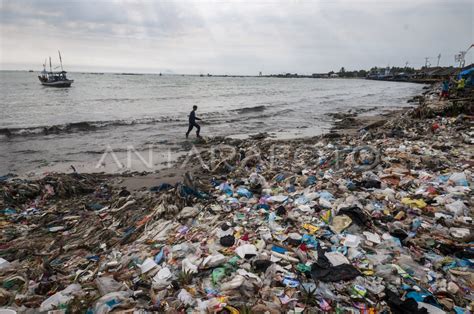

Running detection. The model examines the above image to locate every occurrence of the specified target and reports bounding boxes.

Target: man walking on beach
[186,105,201,138]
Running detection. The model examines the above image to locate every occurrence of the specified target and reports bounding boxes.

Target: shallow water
[0,71,424,174]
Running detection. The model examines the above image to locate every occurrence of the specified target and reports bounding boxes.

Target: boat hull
[40,80,74,87]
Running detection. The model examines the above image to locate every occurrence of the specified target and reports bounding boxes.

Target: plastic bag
[177,289,194,306]
[95,277,126,296]
[445,200,468,217]
[39,284,82,312]
[237,187,252,198]
[449,172,468,187]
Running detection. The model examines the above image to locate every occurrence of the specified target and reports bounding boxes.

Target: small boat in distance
[38,51,74,87]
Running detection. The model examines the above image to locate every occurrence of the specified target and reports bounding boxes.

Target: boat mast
[58,50,64,72]
[49,57,52,73]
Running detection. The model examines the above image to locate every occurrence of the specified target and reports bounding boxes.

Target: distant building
[367,67,391,79]
[413,67,457,80]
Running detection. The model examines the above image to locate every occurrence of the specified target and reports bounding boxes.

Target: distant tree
[345,71,355,78]
[339,67,346,75]
[357,70,368,77]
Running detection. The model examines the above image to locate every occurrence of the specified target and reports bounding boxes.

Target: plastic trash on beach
[139,258,158,274]
[235,244,258,259]
[39,284,82,312]
[0,258,11,271]
[95,277,127,296]
[448,172,469,186]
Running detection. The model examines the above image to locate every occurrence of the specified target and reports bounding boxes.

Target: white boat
[38,51,74,88]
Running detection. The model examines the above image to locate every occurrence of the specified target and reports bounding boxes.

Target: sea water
[0,71,424,174]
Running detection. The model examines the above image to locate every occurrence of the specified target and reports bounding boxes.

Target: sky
[0,0,472,75]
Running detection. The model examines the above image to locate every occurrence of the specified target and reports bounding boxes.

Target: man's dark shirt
[189,111,198,124]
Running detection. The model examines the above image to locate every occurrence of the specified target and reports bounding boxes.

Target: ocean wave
[0,117,182,138]
[234,105,267,114]
[224,107,295,124]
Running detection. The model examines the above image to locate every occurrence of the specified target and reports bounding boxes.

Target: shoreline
[10,93,423,182]
[106,102,424,191]
[23,105,418,190]
[1,83,473,312]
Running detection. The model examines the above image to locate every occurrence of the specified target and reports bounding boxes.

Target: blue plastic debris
[237,187,253,198]
[154,247,165,264]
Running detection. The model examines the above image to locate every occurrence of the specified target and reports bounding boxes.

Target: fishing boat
[38,51,74,87]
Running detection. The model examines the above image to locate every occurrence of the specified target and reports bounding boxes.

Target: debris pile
[1,88,473,313]
[412,81,474,118]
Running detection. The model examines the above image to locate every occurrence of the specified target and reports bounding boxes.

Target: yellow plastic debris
[401,198,427,209]
[303,223,319,234]
[223,305,240,314]
[394,211,406,220]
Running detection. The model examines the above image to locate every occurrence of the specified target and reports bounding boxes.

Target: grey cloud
[1,0,205,38]
[0,0,472,74]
